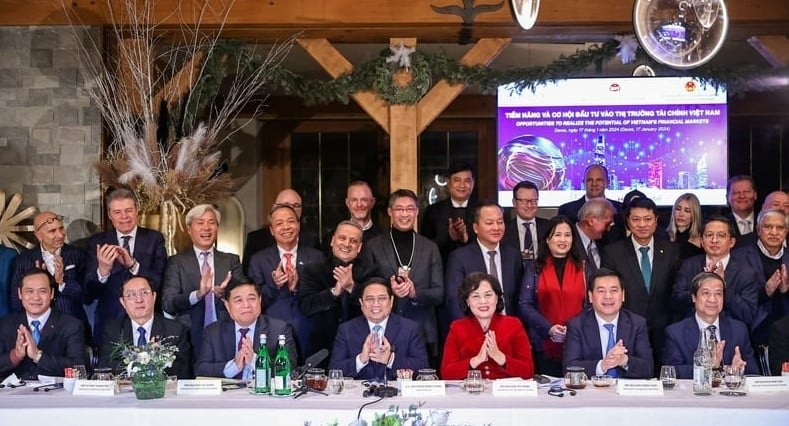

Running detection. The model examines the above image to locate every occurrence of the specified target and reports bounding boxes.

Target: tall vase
[139,202,190,256]
[131,370,166,400]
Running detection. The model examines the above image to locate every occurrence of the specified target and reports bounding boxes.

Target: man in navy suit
[195,280,296,378]
[329,278,428,381]
[162,204,245,356]
[731,209,789,347]
[11,212,89,335]
[0,269,85,380]
[601,197,681,367]
[663,272,758,378]
[84,189,167,346]
[445,201,523,323]
[575,198,616,270]
[563,268,654,379]
[98,276,192,379]
[364,189,444,366]
[420,162,478,267]
[503,181,550,268]
[248,204,325,362]
[557,164,624,247]
[673,216,760,327]
[724,175,758,243]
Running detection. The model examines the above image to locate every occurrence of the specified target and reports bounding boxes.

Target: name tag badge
[745,376,789,393]
[400,380,445,397]
[616,380,664,396]
[72,380,117,396]
[492,379,538,397]
[177,379,223,395]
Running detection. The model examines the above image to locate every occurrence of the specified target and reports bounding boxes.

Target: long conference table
[1,379,788,425]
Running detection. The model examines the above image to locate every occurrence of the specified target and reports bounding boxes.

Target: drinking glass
[722,365,744,396]
[328,369,344,394]
[72,365,88,380]
[416,368,438,381]
[90,367,114,381]
[660,365,677,390]
[465,369,484,394]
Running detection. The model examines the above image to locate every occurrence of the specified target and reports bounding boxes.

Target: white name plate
[492,379,538,397]
[745,376,789,393]
[400,380,446,397]
[72,380,117,396]
[177,379,223,395]
[616,380,664,396]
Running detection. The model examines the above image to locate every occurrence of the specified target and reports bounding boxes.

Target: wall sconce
[511,0,540,30]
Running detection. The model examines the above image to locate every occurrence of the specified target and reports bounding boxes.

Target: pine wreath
[372,50,432,105]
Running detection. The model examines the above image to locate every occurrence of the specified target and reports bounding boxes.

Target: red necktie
[283,253,294,274]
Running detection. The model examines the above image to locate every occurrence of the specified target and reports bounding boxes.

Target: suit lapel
[40,311,60,343]
[222,321,237,359]
[585,312,603,357]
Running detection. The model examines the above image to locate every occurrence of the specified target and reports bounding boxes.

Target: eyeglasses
[703,232,730,240]
[391,207,417,214]
[362,296,390,305]
[35,215,64,231]
[514,198,538,205]
[122,290,152,299]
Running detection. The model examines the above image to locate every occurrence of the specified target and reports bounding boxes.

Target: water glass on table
[328,369,344,394]
[660,365,676,390]
[722,365,745,396]
[465,369,484,394]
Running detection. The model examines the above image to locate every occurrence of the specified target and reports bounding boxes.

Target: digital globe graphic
[498,135,566,190]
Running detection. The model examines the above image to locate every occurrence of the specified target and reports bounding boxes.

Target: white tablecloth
[1,380,787,425]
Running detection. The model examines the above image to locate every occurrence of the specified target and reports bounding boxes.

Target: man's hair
[757,208,787,228]
[121,275,153,293]
[334,219,363,234]
[726,175,755,195]
[625,196,658,218]
[347,180,373,193]
[584,164,610,183]
[388,189,418,207]
[268,204,299,222]
[224,281,260,299]
[19,268,57,292]
[588,267,622,292]
[186,204,222,226]
[359,277,394,298]
[702,215,736,238]
[105,188,138,210]
[512,180,539,198]
[577,197,615,223]
[445,161,475,180]
[691,271,725,297]
[473,200,503,223]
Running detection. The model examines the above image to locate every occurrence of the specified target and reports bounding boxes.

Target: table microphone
[291,348,330,381]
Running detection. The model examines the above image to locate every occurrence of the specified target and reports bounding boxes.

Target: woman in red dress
[441,272,534,380]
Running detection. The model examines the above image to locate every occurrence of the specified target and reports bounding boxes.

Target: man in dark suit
[731,209,789,347]
[299,221,380,361]
[323,181,383,255]
[0,245,16,318]
[0,269,85,380]
[601,197,681,367]
[575,198,616,270]
[247,204,325,362]
[98,276,192,379]
[420,162,477,267]
[503,181,550,267]
[563,268,653,379]
[724,175,758,243]
[242,188,320,273]
[558,164,624,247]
[663,272,758,378]
[11,212,89,334]
[84,188,167,346]
[768,314,789,375]
[672,216,760,328]
[329,278,428,381]
[195,280,296,378]
[444,201,523,323]
[161,204,245,356]
[364,189,444,366]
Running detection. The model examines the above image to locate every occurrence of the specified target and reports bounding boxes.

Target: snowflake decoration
[614,34,639,64]
[386,43,416,70]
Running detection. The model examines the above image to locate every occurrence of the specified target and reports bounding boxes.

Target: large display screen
[497,77,728,207]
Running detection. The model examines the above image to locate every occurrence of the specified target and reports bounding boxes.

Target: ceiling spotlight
[511,0,540,30]
[633,64,656,76]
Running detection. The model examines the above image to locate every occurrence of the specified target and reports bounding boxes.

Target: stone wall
[0,26,101,239]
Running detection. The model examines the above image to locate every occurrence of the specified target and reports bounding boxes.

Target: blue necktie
[372,324,384,381]
[639,246,651,293]
[137,326,147,346]
[603,323,618,378]
[31,320,41,345]
[201,251,217,327]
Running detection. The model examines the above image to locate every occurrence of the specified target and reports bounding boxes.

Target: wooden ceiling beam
[4,0,787,43]
[747,35,789,67]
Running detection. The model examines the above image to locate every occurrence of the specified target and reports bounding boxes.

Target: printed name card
[177,379,223,395]
[745,376,789,393]
[492,379,538,397]
[400,380,446,397]
[72,380,117,396]
[616,380,664,396]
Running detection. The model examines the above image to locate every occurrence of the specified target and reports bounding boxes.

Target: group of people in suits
[2,164,789,384]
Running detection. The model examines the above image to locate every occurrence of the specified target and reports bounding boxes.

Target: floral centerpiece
[113,336,178,400]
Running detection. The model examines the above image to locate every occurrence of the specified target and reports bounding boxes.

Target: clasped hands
[359,333,392,365]
[34,256,64,285]
[447,217,468,243]
[331,264,354,296]
[234,333,254,370]
[600,340,629,371]
[548,324,567,343]
[765,265,789,297]
[710,340,747,371]
[390,275,416,299]
[96,243,136,276]
[470,330,505,368]
[13,325,40,362]
[272,262,298,292]
[197,268,232,300]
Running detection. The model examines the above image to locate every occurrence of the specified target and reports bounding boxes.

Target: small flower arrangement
[113,336,179,378]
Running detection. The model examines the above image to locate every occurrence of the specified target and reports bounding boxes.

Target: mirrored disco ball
[633,0,728,69]
[498,135,566,190]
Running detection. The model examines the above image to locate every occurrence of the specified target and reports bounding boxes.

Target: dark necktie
[707,325,718,344]
[121,235,131,252]
[587,241,599,269]
[639,246,651,293]
[523,222,533,252]
[31,320,41,345]
[235,328,250,379]
[603,323,618,378]
[137,326,147,346]
[487,250,499,281]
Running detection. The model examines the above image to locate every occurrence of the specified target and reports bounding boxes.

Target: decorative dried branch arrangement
[66,0,295,213]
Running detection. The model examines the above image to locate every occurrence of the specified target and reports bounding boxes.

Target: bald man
[763,191,789,216]
[242,189,320,273]
[11,212,89,340]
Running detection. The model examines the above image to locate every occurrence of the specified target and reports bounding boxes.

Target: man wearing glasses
[323,181,383,255]
[98,276,192,378]
[672,216,760,328]
[503,180,550,265]
[11,212,89,339]
[329,278,428,381]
